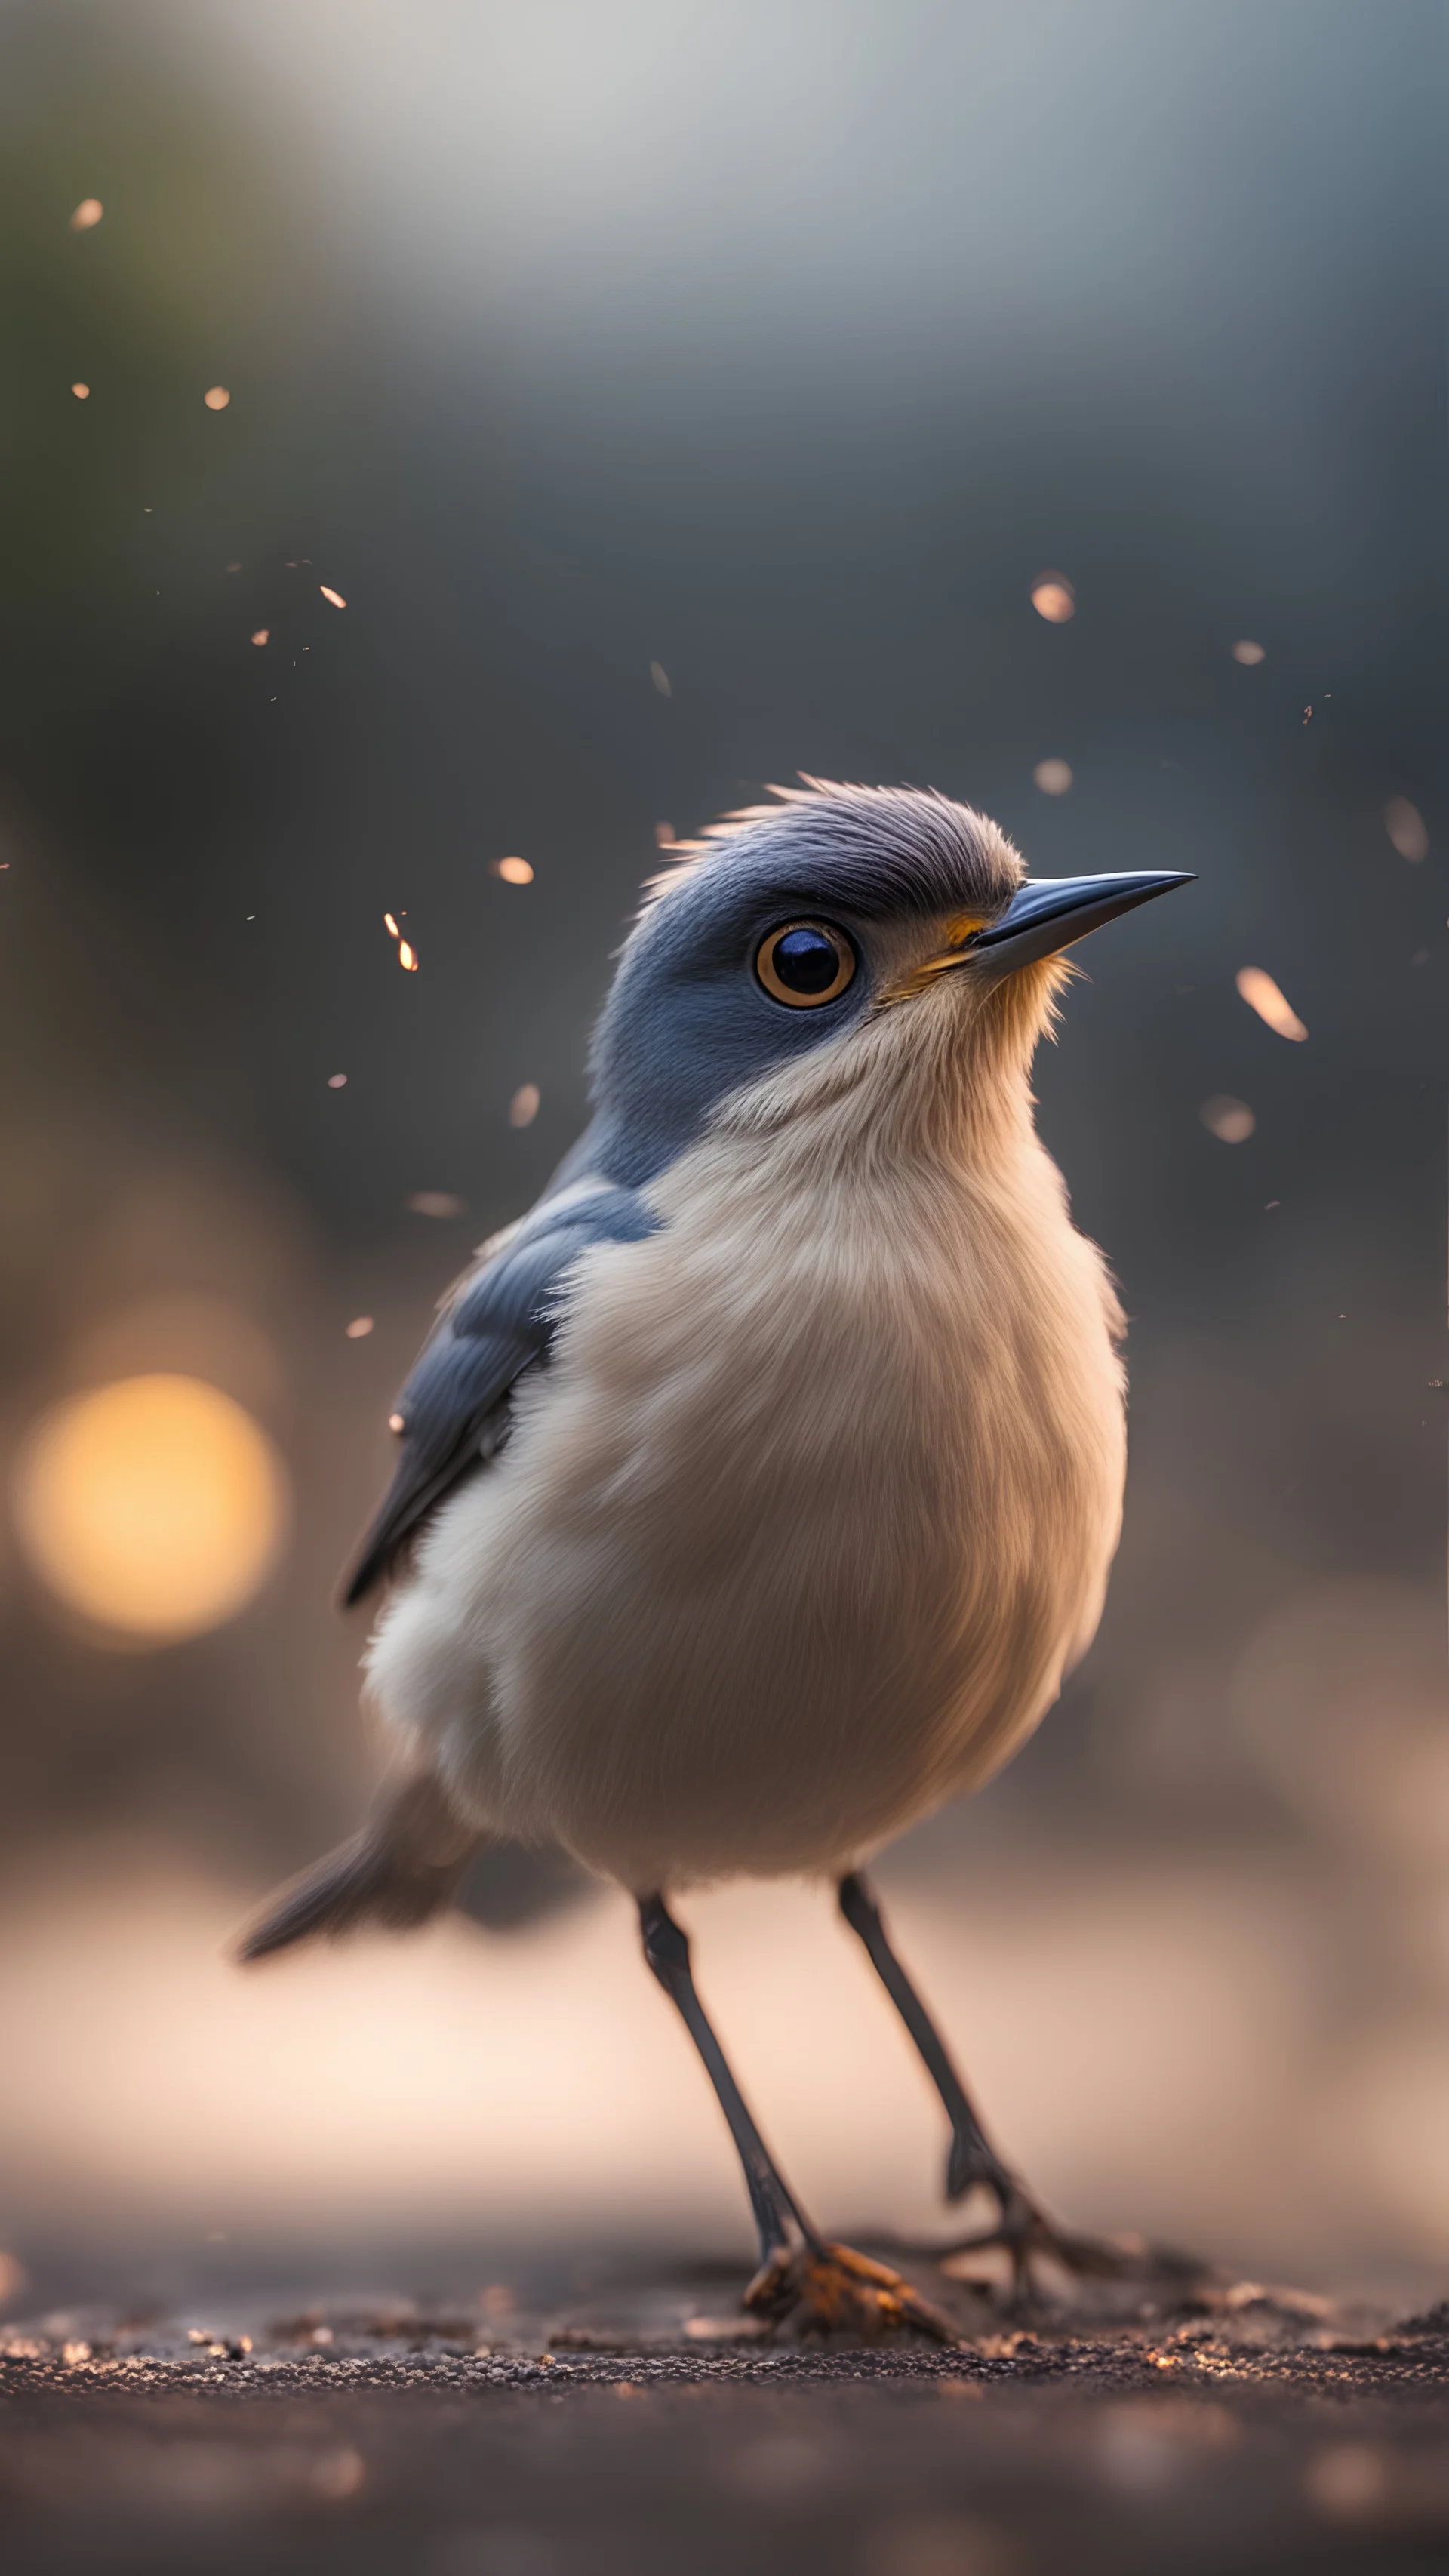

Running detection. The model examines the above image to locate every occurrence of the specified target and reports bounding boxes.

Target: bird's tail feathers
[237,1772,485,1963]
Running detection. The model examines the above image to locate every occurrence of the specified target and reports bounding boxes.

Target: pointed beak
[965,870,1194,974]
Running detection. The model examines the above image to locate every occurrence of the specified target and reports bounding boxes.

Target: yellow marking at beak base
[877,914,989,1005]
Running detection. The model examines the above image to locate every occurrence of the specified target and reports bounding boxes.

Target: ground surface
[6,2245,1449,2574]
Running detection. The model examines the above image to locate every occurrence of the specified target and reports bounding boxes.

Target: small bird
[242,780,1189,2337]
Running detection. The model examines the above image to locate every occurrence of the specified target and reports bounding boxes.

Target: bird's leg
[638,1894,955,2343]
[838,1871,1178,2303]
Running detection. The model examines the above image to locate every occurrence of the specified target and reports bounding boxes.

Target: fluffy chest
[376,1119,1126,1887]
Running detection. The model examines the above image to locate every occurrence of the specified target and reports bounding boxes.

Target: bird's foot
[937,2181,1207,2308]
[744,2239,959,2344]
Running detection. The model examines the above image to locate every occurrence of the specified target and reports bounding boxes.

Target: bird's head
[589,780,1189,1182]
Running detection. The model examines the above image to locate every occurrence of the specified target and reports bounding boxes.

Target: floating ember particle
[327,1073,347,1088]
[0,2251,25,2303]
[493,856,534,885]
[1033,758,1073,796]
[1231,639,1265,666]
[509,1083,540,1128]
[1201,1095,1256,1144]
[388,1411,405,1432]
[407,1192,464,1219]
[655,822,676,847]
[69,199,103,231]
[70,382,90,400]
[1302,705,1312,725]
[1030,572,1075,623]
[251,629,269,647]
[1384,796,1429,862]
[319,585,346,608]
[383,913,400,937]
[1236,965,1308,1041]
[345,1316,374,1340]
[203,386,230,411]
[649,660,672,697]
[398,940,418,971]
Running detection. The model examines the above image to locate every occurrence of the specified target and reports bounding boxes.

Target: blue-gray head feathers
[582,780,1026,1187]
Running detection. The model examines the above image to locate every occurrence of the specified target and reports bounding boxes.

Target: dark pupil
[772,927,839,993]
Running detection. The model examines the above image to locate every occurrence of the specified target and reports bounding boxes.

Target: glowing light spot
[398,940,418,971]
[203,386,231,412]
[388,1412,405,1433]
[1305,2443,1386,2520]
[69,199,103,231]
[319,586,346,608]
[1030,573,1075,623]
[407,1192,464,1219]
[1236,965,1308,1042]
[649,661,672,697]
[70,383,90,401]
[251,629,269,647]
[13,1375,288,1642]
[327,1073,347,1088]
[1201,1095,1257,1144]
[1384,797,1429,863]
[1232,639,1266,666]
[509,1083,540,1128]
[654,822,676,848]
[493,857,534,885]
[1033,758,1073,796]
[345,1316,374,1340]
[310,2448,365,2501]
[383,913,400,937]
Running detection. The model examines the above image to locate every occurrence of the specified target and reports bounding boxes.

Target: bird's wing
[339,1180,657,1605]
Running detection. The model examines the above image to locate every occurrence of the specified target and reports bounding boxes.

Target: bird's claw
[744,2239,959,2344]
[940,2181,1205,2306]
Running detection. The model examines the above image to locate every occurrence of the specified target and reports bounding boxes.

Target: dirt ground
[6,2243,1449,2574]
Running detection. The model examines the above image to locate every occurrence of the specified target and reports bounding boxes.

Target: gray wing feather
[339,1183,657,1605]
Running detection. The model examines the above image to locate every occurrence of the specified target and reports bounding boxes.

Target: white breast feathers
[365,992,1126,1894]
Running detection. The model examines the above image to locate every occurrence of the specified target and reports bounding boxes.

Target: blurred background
[0,0,1444,2316]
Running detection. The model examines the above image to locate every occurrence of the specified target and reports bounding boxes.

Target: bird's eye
[755,921,857,1008]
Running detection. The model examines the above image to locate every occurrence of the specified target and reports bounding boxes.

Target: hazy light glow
[1030,573,1075,623]
[1033,758,1073,796]
[69,199,103,231]
[1201,1094,1256,1144]
[494,856,534,885]
[70,383,90,400]
[345,1316,374,1339]
[203,386,231,411]
[1232,639,1266,665]
[251,628,269,646]
[1384,797,1428,863]
[407,1191,464,1219]
[1236,965,1308,1042]
[13,1375,288,1642]
[649,660,672,696]
[509,1082,541,1128]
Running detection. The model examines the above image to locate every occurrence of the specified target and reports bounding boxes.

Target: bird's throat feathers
[706,951,1072,1185]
